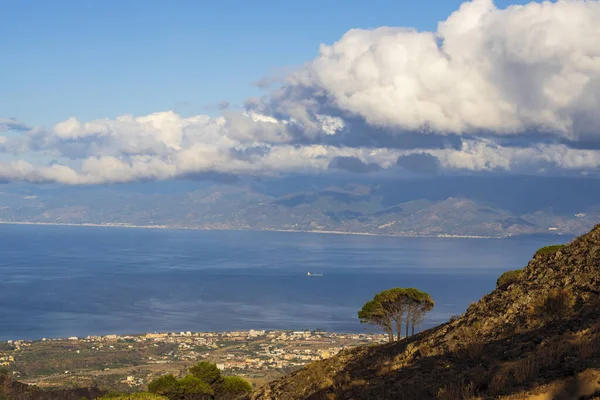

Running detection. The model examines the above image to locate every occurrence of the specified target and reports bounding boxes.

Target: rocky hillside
[251,225,600,399]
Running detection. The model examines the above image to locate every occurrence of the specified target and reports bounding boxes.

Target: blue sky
[2,0,598,185]
[1,0,529,127]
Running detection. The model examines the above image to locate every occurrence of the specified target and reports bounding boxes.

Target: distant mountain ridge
[0,176,599,237]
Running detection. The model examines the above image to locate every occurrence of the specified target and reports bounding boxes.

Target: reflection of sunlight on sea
[0,225,568,340]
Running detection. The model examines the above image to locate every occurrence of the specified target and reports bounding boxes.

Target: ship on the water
[307,272,323,277]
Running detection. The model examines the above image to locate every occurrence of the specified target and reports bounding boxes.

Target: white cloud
[2,0,600,184]
[431,140,600,172]
[282,0,600,139]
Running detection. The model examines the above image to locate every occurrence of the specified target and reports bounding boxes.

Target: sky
[2,0,530,126]
[1,0,600,185]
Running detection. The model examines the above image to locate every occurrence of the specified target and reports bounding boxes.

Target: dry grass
[533,289,574,320]
[487,358,539,395]
[512,358,539,385]
[535,342,564,367]
[489,369,512,394]
[466,342,485,362]
[437,380,476,400]
[577,337,600,360]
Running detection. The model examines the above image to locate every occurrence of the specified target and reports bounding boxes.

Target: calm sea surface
[0,224,569,341]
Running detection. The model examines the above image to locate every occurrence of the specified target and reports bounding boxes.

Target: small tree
[359,288,434,341]
[189,361,221,385]
[403,288,434,337]
[409,296,434,336]
[375,288,410,341]
[358,299,394,342]
[216,376,252,400]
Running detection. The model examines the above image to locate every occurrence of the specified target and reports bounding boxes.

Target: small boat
[307,272,323,277]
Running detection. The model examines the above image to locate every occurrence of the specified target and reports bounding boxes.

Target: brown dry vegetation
[251,225,600,400]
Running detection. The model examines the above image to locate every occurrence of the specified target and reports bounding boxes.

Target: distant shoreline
[0,220,501,239]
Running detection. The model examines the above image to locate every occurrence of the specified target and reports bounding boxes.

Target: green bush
[189,361,221,385]
[148,363,250,400]
[496,269,524,288]
[216,376,252,400]
[148,374,179,397]
[535,244,565,257]
[98,393,168,400]
[178,376,214,396]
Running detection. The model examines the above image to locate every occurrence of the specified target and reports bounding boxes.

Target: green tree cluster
[148,362,251,400]
[358,288,434,342]
[99,393,168,400]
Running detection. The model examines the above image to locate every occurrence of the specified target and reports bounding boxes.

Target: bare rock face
[251,225,600,400]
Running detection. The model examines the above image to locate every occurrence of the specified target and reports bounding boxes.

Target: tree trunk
[387,330,394,343]
[395,319,403,341]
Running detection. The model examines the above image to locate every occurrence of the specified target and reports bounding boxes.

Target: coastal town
[0,330,387,392]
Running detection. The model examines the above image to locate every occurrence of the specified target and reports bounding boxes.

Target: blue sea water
[0,224,569,341]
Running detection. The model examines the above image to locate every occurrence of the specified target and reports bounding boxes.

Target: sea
[0,224,570,341]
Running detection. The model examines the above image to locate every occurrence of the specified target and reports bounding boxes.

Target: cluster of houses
[2,330,387,382]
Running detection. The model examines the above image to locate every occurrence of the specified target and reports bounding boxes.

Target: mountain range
[0,176,599,237]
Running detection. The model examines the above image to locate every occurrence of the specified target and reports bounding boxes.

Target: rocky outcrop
[251,225,600,400]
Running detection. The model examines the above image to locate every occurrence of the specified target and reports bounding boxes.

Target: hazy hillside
[1,176,599,237]
[251,225,600,399]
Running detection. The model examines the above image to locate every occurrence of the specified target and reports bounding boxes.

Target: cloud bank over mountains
[2,0,600,184]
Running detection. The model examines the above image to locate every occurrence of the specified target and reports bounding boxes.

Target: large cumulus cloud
[280,0,600,140]
[2,0,600,184]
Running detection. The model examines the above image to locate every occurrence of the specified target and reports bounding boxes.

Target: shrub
[189,361,221,385]
[576,337,599,360]
[148,374,179,397]
[512,357,538,385]
[216,376,252,400]
[534,288,574,320]
[496,269,523,288]
[488,369,512,394]
[178,376,214,396]
[455,322,481,343]
[535,342,563,367]
[149,363,252,400]
[534,244,565,257]
[437,380,475,400]
[98,393,168,400]
[466,342,485,361]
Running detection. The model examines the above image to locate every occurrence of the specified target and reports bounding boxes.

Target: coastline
[0,220,500,239]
